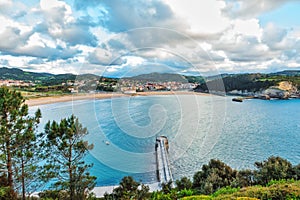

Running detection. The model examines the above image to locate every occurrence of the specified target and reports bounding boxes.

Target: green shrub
[177,189,194,198]
[212,186,240,197]
[182,195,212,200]
[266,179,295,186]
[39,190,69,200]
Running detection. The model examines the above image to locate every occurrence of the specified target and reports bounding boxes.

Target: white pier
[155,136,173,184]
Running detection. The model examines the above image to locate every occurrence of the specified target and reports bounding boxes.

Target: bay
[29,95,300,186]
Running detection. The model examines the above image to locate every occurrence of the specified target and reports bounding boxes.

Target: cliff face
[263,88,289,99]
[262,81,298,99]
[277,81,298,93]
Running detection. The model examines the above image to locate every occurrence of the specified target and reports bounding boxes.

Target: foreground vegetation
[183,180,300,200]
[0,87,95,199]
[101,157,300,200]
[1,87,300,199]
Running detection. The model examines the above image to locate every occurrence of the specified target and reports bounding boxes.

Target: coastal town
[0,68,299,101]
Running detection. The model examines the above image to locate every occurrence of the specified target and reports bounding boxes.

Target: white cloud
[123,56,145,67]
[164,0,229,33]
[222,0,296,19]
[0,0,300,75]
[0,55,32,68]
[26,33,56,48]
[232,19,262,39]
[40,0,75,24]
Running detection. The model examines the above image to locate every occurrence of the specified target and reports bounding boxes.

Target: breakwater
[155,136,173,184]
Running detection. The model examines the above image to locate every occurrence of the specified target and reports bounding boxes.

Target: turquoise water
[29,95,300,186]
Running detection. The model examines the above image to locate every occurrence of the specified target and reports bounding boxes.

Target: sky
[0,0,300,77]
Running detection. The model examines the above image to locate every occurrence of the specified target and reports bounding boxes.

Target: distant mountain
[270,70,300,76]
[126,72,190,82]
[0,67,100,85]
[1,67,299,91]
[0,67,52,81]
[76,74,101,81]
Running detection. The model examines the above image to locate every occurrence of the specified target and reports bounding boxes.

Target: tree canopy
[43,115,96,200]
[0,87,41,199]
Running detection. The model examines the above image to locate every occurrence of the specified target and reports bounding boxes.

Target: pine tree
[0,87,42,199]
[43,115,96,200]
[14,108,43,198]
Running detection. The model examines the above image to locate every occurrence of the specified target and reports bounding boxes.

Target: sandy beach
[25,91,210,106]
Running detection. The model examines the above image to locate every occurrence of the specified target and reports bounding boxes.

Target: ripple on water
[30,96,300,185]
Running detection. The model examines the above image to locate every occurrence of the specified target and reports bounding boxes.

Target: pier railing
[155,136,173,184]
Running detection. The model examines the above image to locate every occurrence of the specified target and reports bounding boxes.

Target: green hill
[271,70,300,76]
[1,67,299,91]
[126,72,189,82]
[194,72,300,93]
[0,67,52,81]
[0,67,100,86]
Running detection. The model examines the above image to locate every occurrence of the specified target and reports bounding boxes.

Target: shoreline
[25,91,212,106]
[92,182,161,198]
[31,182,161,198]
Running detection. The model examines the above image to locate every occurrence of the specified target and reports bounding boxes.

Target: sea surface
[29,95,300,186]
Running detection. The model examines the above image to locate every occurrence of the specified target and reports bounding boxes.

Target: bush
[178,189,194,198]
[254,156,293,185]
[217,180,300,200]
[185,181,300,200]
[212,186,240,197]
[39,190,69,200]
[266,179,295,186]
[193,159,237,194]
[182,195,212,200]
[176,177,193,190]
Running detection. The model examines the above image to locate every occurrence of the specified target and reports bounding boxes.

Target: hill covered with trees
[194,72,300,93]
[2,67,299,92]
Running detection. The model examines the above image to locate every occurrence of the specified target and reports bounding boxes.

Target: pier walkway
[155,136,173,184]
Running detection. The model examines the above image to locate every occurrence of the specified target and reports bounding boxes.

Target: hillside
[0,67,100,86]
[270,70,300,76]
[0,67,52,81]
[194,72,300,93]
[1,67,299,92]
[126,72,188,82]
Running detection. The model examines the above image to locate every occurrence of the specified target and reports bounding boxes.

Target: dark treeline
[194,74,276,93]
[194,73,300,93]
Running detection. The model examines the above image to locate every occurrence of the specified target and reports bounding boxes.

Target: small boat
[105,141,110,145]
[232,98,243,102]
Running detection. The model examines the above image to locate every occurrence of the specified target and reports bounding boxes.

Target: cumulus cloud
[0,0,27,19]
[38,0,98,47]
[75,0,188,32]
[0,0,300,75]
[0,26,32,50]
[88,47,125,65]
[261,23,293,51]
[222,0,297,19]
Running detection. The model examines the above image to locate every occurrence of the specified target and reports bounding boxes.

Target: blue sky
[0,0,300,77]
[259,2,300,28]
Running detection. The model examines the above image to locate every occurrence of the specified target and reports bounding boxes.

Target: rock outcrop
[262,81,298,99]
